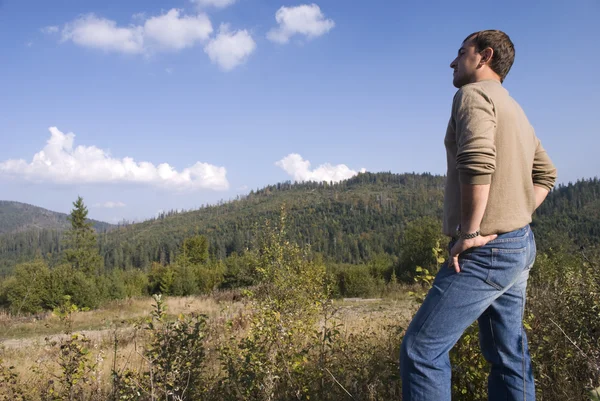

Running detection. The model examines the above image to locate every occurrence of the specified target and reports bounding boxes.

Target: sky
[0,0,598,223]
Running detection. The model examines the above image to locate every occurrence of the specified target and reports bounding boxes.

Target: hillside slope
[1,174,598,274]
[0,201,112,234]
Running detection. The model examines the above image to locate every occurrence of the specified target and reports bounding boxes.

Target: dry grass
[333,298,415,334]
[0,289,415,397]
[0,292,247,392]
[0,293,243,342]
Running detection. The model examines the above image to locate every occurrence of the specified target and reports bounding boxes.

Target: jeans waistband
[450,225,530,244]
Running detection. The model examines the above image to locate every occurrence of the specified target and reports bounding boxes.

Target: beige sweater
[443,80,557,236]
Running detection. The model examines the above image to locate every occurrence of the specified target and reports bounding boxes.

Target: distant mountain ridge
[0,201,113,234]
[0,174,598,276]
[0,173,446,273]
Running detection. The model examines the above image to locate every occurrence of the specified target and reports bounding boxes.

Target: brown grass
[0,289,415,397]
[0,293,244,341]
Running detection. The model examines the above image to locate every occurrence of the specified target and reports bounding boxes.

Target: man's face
[450,40,482,88]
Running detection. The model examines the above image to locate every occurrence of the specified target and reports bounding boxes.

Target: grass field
[0,289,416,398]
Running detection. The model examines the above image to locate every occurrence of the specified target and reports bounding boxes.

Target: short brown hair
[464,30,515,82]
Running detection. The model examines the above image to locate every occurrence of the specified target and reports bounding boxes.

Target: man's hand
[449,234,498,273]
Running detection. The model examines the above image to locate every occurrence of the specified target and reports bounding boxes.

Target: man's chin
[453,77,465,88]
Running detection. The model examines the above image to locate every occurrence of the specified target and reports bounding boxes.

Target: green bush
[147,262,174,295]
[331,263,385,298]
[218,210,328,400]
[114,294,208,400]
[44,264,72,309]
[5,260,51,314]
[220,252,258,289]
[48,264,104,310]
[121,269,149,297]
[170,263,199,296]
[195,261,225,294]
[397,216,446,282]
[66,271,104,309]
[526,247,600,399]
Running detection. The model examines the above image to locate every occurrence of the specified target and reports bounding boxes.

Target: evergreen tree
[64,196,103,275]
[178,235,209,266]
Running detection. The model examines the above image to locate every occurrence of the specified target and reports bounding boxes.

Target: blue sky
[0,0,598,223]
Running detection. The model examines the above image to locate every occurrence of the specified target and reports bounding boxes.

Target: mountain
[0,201,113,234]
[91,175,600,269]
[0,173,598,275]
[0,173,445,273]
[0,201,114,274]
[95,172,446,269]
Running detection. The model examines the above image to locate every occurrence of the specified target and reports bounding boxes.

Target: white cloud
[191,0,236,9]
[59,9,212,55]
[94,201,126,208]
[276,154,365,183]
[267,4,334,44]
[56,10,254,70]
[0,127,229,191]
[41,25,59,34]
[26,41,33,47]
[204,24,256,71]
[61,14,145,54]
[132,12,146,22]
[165,67,174,74]
[143,9,212,51]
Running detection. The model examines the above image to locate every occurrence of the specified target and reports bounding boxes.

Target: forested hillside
[0,201,112,234]
[0,173,598,276]
[97,172,446,269]
[0,173,445,273]
[0,201,113,275]
[532,177,600,248]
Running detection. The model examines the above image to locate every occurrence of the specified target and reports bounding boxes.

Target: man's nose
[450,59,457,69]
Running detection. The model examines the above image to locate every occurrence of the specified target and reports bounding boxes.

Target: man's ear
[480,48,494,67]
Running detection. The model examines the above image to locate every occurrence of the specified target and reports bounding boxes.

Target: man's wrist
[456,225,481,240]
[459,229,481,240]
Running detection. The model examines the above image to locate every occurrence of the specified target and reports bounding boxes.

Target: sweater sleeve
[453,86,497,185]
[532,136,557,191]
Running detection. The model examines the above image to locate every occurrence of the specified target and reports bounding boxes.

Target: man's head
[450,30,515,88]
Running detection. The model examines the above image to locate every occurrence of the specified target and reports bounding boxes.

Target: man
[400,30,557,400]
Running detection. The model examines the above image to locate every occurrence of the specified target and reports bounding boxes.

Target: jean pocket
[486,247,527,290]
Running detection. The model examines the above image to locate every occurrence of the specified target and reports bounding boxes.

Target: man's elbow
[533,168,557,192]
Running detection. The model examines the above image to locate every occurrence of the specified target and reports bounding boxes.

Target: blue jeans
[400,225,536,400]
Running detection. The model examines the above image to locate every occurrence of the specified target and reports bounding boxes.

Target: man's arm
[449,86,499,272]
[449,183,498,272]
[532,136,557,209]
[459,183,490,234]
[534,185,549,210]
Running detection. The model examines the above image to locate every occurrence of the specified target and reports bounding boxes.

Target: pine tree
[64,196,103,275]
[179,235,209,266]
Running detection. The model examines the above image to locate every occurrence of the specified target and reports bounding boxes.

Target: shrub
[218,208,328,400]
[195,261,225,294]
[331,263,385,298]
[34,298,104,401]
[526,247,600,399]
[5,260,51,314]
[113,294,208,400]
[220,252,258,289]
[170,264,199,296]
[147,263,174,295]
